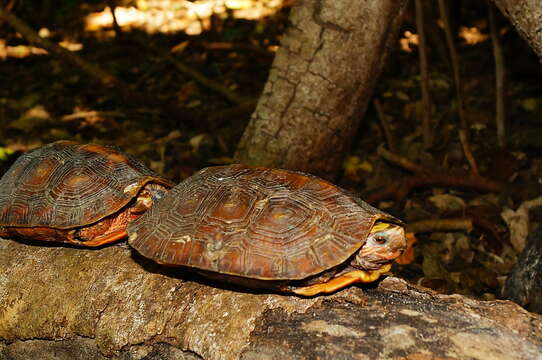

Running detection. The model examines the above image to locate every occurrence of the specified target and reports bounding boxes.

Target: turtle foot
[291,264,392,296]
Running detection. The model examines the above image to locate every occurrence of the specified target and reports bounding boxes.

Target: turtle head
[352,221,406,271]
[130,182,169,215]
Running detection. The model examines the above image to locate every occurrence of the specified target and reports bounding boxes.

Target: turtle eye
[373,235,388,245]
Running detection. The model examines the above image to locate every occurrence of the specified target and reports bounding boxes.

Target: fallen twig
[61,110,127,122]
[207,99,257,127]
[377,145,425,173]
[164,51,249,105]
[0,9,202,129]
[201,41,274,58]
[365,173,504,205]
[0,8,118,89]
[407,218,473,234]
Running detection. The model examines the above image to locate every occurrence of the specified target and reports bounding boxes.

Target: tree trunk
[1,239,542,360]
[492,0,542,60]
[234,0,408,180]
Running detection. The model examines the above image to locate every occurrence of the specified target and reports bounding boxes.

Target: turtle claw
[291,264,393,296]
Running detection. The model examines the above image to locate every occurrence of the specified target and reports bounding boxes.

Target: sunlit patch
[400,31,419,53]
[0,39,47,60]
[0,33,82,60]
[459,26,488,45]
[85,0,289,36]
[58,41,83,52]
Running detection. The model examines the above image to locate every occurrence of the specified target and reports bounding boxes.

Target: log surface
[0,239,541,360]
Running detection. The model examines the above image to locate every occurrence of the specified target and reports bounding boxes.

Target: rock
[501,224,542,313]
[0,239,541,360]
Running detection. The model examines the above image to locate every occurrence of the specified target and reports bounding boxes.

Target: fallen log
[0,239,541,360]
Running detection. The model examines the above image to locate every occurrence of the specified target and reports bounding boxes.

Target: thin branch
[437,0,480,176]
[0,9,202,129]
[107,1,123,39]
[373,99,397,153]
[365,173,504,205]
[207,100,257,126]
[164,51,249,105]
[415,0,433,149]
[61,111,127,121]
[458,130,479,176]
[488,1,507,149]
[4,0,16,11]
[0,8,117,88]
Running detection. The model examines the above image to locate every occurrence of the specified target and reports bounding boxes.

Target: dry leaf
[395,232,417,265]
[428,194,466,213]
[501,196,542,252]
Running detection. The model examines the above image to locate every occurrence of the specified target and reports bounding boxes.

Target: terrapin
[0,141,173,246]
[128,164,405,296]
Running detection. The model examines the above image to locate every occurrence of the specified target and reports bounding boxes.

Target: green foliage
[221,26,243,41]
[519,97,542,112]
[0,147,15,161]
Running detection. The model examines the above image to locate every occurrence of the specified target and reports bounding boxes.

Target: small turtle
[0,141,173,246]
[128,164,406,296]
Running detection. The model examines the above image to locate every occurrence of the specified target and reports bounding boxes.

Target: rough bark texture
[492,0,542,60]
[1,239,542,360]
[234,0,408,180]
[501,225,542,314]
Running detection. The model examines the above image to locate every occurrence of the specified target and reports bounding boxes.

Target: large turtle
[0,141,173,246]
[128,164,406,296]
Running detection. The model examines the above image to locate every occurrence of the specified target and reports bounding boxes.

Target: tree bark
[234,0,408,180]
[492,0,542,60]
[1,239,542,360]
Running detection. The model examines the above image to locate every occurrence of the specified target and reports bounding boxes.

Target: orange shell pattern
[128,164,398,280]
[0,141,172,230]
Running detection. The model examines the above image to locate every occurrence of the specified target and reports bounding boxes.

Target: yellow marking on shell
[254,198,269,209]
[223,202,236,208]
[369,221,398,234]
[123,182,140,194]
[292,264,393,296]
[173,235,192,244]
[273,212,289,219]
[128,232,137,241]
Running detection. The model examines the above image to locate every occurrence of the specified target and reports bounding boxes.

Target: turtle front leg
[74,229,128,247]
[290,264,392,296]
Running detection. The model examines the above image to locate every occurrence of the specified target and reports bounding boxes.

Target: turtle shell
[0,141,173,241]
[128,164,401,280]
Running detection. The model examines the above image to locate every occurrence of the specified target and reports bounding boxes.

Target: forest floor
[1,0,542,302]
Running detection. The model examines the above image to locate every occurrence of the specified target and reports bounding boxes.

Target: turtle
[127,164,406,296]
[0,141,173,247]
